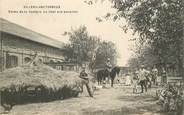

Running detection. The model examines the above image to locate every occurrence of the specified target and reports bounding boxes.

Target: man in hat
[106,58,112,72]
[138,65,148,93]
[79,65,94,97]
[132,70,139,93]
[104,58,112,84]
[161,67,167,85]
[125,73,131,86]
[79,65,88,81]
[152,66,158,85]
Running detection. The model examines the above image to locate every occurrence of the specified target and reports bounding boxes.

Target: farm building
[119,66,132,75]
[0,18,70,72]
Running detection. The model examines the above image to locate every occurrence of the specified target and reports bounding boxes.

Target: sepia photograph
[0,0,184,115]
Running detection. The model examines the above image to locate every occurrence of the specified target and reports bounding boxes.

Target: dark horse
[97,66,120,87]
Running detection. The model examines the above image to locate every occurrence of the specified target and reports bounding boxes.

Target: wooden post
[0,33,3,72]
[181,0,184,82]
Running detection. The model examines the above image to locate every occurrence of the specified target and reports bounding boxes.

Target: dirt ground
[0,84,176,115]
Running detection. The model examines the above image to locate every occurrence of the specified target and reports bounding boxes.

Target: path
[0,85,169,115]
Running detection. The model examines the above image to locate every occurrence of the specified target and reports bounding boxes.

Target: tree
[95,41,118,68]
[63,26,118,70]
[63,26,98,63]
[102,0,184,79]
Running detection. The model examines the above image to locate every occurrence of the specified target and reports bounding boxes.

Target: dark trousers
[140,80,147,93]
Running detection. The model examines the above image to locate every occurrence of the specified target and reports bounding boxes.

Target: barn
[0,18,67,72]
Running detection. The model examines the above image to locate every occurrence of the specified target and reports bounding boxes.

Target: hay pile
[0,64,87,107]
[0,65,83,91]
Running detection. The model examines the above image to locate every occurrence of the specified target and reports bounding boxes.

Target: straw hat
[140,65,145,68]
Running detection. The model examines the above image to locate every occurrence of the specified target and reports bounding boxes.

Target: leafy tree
[63,26,118,70]
[93,0,184,79]
[95,41,118,68]
[63,26,98,63]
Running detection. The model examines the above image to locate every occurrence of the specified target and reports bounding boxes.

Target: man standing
[143,67,151,88]
[79,65,88,81]
[132,71,139,93]
[152,66,158,85]
[132,70,139,93]
[105,58,112,84]
[162,67,167,85]
[138,65,147,93]
[79,65,93,97]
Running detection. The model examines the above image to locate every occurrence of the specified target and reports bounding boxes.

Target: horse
[109,66,120,87]
[96,69,109,85]
[96,66,120,87]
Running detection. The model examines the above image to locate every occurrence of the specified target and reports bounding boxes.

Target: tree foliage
[83,0,184,78]
[95,41,118,68]
[107,0,184,78]
[63,26,118,69]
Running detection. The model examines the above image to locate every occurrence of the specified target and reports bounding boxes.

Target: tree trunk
[178,56,183,79]
[181,0,184,82]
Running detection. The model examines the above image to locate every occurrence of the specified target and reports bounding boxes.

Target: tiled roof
[0,18,65,49]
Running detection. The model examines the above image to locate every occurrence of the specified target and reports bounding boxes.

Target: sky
[0,0,135,66]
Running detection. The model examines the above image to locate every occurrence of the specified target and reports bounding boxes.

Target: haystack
[0,64,83,91]
[0,64,91,108]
